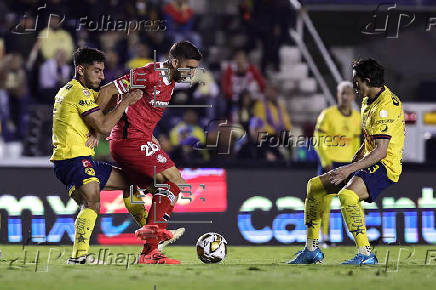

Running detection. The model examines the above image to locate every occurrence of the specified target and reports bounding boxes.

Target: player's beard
[171,66,183,82]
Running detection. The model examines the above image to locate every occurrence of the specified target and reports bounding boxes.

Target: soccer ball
[196,232,227,264]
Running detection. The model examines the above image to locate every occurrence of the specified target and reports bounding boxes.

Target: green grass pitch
[1,245,435,290]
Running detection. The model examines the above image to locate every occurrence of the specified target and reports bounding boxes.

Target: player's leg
[103,165,152,229]
[70,181,100,262]
[320,194,334,247]
[288,173,342,264]
[305,173,341,250]
[338,176,377,264]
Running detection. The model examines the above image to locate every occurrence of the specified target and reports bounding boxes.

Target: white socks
[306,239,319,251]
[358,246,371,256]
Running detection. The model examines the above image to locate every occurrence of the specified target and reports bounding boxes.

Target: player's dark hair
[73,47,105,67]
[352,58,384,87]
[169,41,202,61]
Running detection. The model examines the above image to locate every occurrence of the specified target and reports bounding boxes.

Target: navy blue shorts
[53,156,113,196]
[353,161,395,203]
[318,161,349,175]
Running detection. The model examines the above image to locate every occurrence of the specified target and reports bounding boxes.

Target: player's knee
[338,188,359,206]
[307,177,323,197]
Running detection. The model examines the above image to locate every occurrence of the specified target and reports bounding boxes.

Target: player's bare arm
[95,82,120,113]
[351,143,365,163]
[83,89,143,135]
[329,138,389,185]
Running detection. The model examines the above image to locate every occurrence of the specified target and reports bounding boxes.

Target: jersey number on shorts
[141,142,159,156]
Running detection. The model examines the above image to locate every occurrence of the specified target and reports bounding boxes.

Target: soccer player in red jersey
[96,41,202,264]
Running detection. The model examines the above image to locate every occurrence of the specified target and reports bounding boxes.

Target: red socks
[146,181,180,230]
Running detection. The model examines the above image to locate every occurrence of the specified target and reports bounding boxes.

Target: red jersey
[110,62,175,140]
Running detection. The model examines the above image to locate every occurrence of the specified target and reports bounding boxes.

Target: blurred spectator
[170,110,208,162]
[1,53,28,140]
[236,90,254,132]
[4,12,37,60]
[253,82,291,136]
[37,15,73,62]
[103,50,125,85]
[221,49,265,120]
[127,42,152,69]
[163,0,201,47]
[243,0,294,72]
[38,48,71,104]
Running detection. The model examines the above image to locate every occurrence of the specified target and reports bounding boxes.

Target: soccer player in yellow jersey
[51,48,143,264]
[289,59,405,265]
[313,81,361,247]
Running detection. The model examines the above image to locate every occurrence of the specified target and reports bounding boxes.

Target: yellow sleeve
[75,89,100,117]
[314,110,332,168]
[368,103,396,140]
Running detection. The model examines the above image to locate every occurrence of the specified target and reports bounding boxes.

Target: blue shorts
[353,161,395,203]
[53,156,113,196]
[317,161,349,175]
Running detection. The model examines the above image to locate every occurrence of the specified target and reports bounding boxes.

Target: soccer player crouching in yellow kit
[313,81,361,247]
[51,48,144,264]
[288,59,405,265]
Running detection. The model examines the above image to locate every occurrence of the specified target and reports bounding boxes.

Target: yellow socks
[72,208,97,258]
[123,190,147,227]
[338,188,371,254]
[305,177,328,246]
[320,194,333,241]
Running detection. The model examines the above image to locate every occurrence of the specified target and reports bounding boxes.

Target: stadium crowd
[0,0,303,165]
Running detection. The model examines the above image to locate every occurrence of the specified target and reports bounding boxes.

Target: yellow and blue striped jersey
[361,86,405,182]
[51,79,100,161]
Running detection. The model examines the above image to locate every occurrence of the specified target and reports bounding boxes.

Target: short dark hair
[169,41,202,61]
[352,58,384,87]
[73,47,105,67]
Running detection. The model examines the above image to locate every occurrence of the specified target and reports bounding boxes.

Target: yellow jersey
[51,79,100,161]
[361,86,405,182]
[314,106,361,167]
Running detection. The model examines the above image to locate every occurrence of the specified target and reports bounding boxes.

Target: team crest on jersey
[83,88,90,97]
[85,168,96,176]
[157,154,167,163]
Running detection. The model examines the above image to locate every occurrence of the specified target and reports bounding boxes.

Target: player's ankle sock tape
[123,190,148,227]
[306,239,319,251]
[305,177,327,240]
[358,246,372,256]
[147,182,181,229]
[72,208,97,258]
[339,188,370,248]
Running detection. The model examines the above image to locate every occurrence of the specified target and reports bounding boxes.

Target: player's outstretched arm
[351,143,365,163]
[83,89,143,135]
[95,82,120,113]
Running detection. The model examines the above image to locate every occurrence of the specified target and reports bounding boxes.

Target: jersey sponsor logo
[149,99,169,106]
[85,168,96,176]
[381,124,388,132]
[157,154,167,163]
[79,100,95,106]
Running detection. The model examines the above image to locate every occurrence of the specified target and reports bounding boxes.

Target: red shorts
[110,138,175,188]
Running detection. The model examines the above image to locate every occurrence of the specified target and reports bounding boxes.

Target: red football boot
[135,225,174,242]
[138,245,180,264]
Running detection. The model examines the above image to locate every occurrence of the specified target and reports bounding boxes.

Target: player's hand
[86,131,100,149]
[124,89,143,105]
[329,165,353,185]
